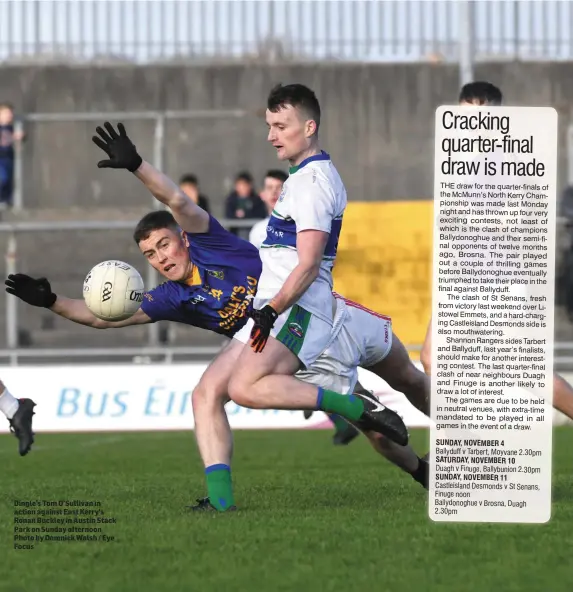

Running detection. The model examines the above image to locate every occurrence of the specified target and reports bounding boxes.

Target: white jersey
[258,152,347,324]
[249,217,269,250]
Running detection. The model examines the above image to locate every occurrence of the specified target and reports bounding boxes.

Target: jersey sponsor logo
[287,322,304,339]
[144,292,154,302]
[262,214,296,249]
[278,187,286,203]
[207,269,225,280]
[101,282,113,302]
[217,276,258,332]
[266,226,285,240]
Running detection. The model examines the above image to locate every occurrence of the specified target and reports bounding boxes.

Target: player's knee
[228,375,259,409]
[192,382,227,412]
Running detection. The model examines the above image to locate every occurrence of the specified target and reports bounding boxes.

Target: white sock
[0,388,20,419]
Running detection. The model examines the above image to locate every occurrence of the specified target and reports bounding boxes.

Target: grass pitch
[2,428,572,592]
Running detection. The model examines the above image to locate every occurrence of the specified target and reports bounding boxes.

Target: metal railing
[0,345,224,366]
[1,1,572,65]
[11,108,248,212]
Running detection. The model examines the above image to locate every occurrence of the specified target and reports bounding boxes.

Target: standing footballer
[228,84,402,434]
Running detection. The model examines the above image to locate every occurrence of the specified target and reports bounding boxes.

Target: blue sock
[316,387,325,408]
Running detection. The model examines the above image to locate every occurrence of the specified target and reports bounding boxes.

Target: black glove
[5,274,57,308]
[92,122,143,172]
[250,305,278,353]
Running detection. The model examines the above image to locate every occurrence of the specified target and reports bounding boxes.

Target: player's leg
[189,338,244,512]
[330,413,360,445]
[553,372,573,420]
[367,333,430,416]
[365,330,431,480]
[367,433,428,488]
[303,409,358,444]
[328,299,429,484]
[294,332,425,484]
[292,306,427,486]
[228,311,409,445]
[420,317,432,375]
[352,384,429,489]
[296,341,361,446]
[0,379,35,456]
[336,297,430,415]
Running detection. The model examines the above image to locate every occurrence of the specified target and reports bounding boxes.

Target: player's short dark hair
[133,210,178,244]
[265,169,288,184]
[458,81,503,106]
[267,83,321,132]
[179,173,198,186]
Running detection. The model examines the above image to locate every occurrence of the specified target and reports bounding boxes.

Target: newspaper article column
[429,106,557,523]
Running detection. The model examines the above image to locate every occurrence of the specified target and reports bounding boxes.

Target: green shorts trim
[275,304,312,357]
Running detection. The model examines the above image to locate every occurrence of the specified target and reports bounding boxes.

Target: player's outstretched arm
[133,161,210,234]
[5,274,151,329]
[91,122,209,234]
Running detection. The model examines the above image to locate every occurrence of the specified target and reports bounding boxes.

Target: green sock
[205,464,235,511]
[328,413,351,432]
[318,388,365,422]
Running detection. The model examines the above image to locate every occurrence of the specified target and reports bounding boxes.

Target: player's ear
[181,230,190,248]
[305,119,317,138]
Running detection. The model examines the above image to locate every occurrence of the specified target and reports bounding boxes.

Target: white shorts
[233,299,334,369]
[295,294,394,394]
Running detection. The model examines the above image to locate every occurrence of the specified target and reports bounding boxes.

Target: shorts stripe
[275,304,312,357]
[333,292,392,322]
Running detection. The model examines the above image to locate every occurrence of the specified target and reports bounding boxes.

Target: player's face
[266,105,314,163]
[138,228,191,282]
[262,176,283,209]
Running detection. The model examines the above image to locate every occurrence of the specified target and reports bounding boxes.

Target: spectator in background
[224,171,266,238]
[249,169,288,249]
[0,103,24,207]
[179,173,210,213]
